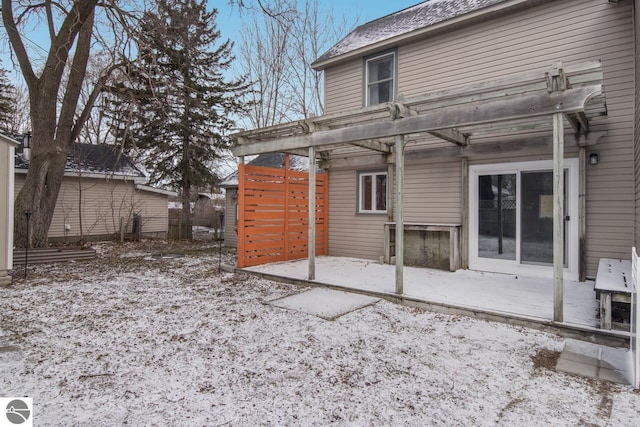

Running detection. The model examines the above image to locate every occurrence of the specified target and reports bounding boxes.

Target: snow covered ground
[0,241,638,425]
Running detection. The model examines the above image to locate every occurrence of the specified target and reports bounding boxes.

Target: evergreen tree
[106,0,248,237]
[0,65,16,134]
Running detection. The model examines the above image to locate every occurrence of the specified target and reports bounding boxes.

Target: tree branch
[1,0,38,90]
[57,8,95,147]
[44,0,57,42]
[72,62,121,143]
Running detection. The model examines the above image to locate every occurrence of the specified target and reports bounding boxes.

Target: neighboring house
[218,153,310,248]
[1,134,18,286]
[14,140,176,242]
[168,192,225,223]
[231,0,639,288]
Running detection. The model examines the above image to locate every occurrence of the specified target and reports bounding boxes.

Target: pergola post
[395,135,404,295]
[308,146,316,281]
[553,112,564,322]
[578,145,587,282]
[237,156,245,268]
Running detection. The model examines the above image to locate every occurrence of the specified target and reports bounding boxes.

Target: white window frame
[364,51,396,107]
[468,159,579,280]
[358,170,388,214]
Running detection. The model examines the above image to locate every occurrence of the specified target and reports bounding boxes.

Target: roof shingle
[314,0,508,66]
[14,137,145,178]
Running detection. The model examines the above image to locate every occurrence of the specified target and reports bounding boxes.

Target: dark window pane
[376,174,387,211]
[369,57,393,81]
[362,175,372,211]
[367,54,394,105]
[478,174,516,260]
[369,80,392,104]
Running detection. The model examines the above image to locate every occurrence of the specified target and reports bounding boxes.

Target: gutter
[134,184,178,197]
[14,168,146,183]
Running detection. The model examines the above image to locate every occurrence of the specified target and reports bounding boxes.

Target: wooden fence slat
[239,162,328,267]
[243,211,288,221]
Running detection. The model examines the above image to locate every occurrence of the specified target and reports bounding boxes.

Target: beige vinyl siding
[328,169,387,260]
[1,141,15,273]
[635,0,640,249]
[329,159,462,260]
[224,188,238,248]
[324,59,363,115]
[14,174,169,241]
[404,159,461,224]
[324,0,634,277]
[135,189,170,238]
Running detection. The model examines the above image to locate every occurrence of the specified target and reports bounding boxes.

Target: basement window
[358,170,387,213]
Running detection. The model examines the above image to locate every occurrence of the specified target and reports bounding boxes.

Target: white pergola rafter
[231,61,607,324]
[232,84,600,157]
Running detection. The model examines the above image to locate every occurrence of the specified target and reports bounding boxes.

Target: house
[14,140,176,242]
[231,0,638,312]
[166,191,226,240]
[1,134,18,286]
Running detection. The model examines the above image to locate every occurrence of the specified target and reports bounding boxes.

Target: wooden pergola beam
[389,99,468,146]
[350,140,392,153]
[231,85,601,157]
[564,111,590,134]
[429,129,468,146]
[322,131,607,169]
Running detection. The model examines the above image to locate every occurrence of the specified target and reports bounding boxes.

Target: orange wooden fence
[237,156,328,268]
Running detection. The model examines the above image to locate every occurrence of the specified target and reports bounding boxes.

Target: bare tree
[2,0,138,247]
[238,4,295,128]
[236,0,352,129]
[5,82,29,134]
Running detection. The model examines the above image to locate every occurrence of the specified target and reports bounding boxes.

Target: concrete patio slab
[557,339,633,385]
[268,288,380,320]
[242,256,630,346]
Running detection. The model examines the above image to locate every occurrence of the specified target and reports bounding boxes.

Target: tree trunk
[181,189,192,240]
[181,138,193,241]
[13,145,69,248]
[8,4,97,248]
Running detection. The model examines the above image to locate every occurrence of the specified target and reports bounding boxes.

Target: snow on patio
[0,242,638,425]
[247,256,600,327]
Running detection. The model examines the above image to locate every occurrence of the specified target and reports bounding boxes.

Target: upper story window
[358,170,388,213]
[364,50,397,106]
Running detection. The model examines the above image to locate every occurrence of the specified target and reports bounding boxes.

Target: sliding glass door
[469,160,578,279]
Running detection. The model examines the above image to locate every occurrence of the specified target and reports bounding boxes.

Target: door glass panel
[521,170,567,265]
[478,174,516,260]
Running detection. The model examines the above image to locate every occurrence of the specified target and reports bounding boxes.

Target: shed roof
[14,139,145,179]
[314,0,510,67]
[0,133,19,147]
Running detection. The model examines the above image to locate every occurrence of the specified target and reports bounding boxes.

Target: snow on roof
[218,153,312,188]
[198,192,226,200]
[14,138,145,178]
[314,0,508,66]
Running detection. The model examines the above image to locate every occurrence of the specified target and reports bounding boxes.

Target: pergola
[231,61,607,323]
